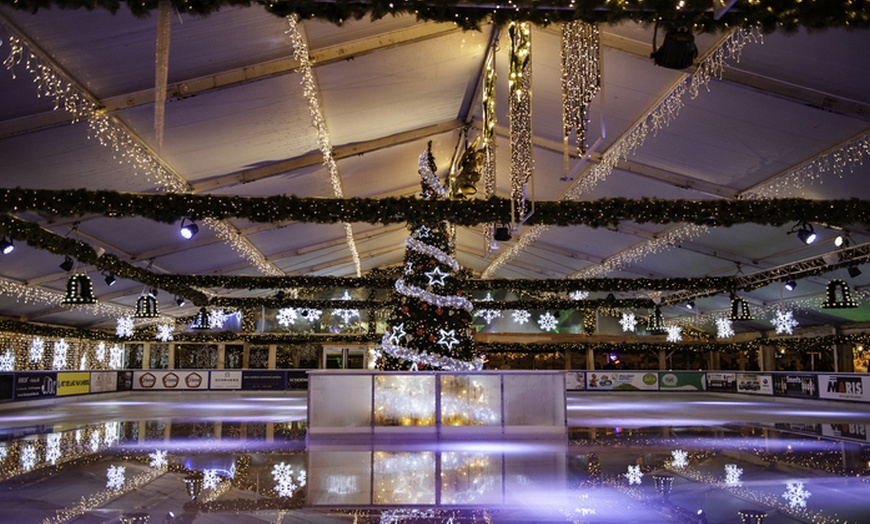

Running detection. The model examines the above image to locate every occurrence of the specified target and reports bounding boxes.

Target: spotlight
[788,221,816,245]
[175,295,186,307]
[0,237,13,255]
[59,255,74,272]
[848,266,862,278]
[494,225,511,242]
[784,278,797,292]
[651,23,697,70]
[686,300,695,310]
[605,293,616,304]
[179,218,198,240]
[103,272,116,286]
[834,234,846,248]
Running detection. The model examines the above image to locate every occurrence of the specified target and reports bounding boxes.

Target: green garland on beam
[1,0,867,33]
[209,297,654,310]
[2,189,869,229]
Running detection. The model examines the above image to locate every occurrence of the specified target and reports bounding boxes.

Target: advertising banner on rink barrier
[735,373,774,395]
[658,372,706,391]
[14,372,57,400]
[586,371,658,391]
[56,371,90,396]
[773,373,819,398]
[242,370,287,390]
[565,372,586,390]
[89,371,119,393]
[705,372,737,392]
[132,370,209,390]
[210,370,243,390]
[818,374,870,402]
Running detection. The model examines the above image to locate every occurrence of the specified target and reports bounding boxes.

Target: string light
[286,14,362,277]
[509,22,533,221]
[561,21,600,157]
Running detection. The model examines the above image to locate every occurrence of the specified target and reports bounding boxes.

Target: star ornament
[388,323,406,345]
[437,329,460,350]
[425,266,449,286]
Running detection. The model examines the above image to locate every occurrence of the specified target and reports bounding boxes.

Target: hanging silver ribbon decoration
[154,0,172,150]
[561,21,601,176]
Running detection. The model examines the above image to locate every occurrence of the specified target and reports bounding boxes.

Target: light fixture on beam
[494,224,512,242]
[686,300,695,310]
[179,217,198,240]
[0,237,13,255]
[848,265,862,278]
[784,278,797,292]
[788,221,817,245]
[175,295,186,307]
[59,255,74,272]
[651,23,697,70]
[103,272,116,286]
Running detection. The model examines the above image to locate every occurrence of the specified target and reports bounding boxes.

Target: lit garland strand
[561,20,600,158]
[509,22,533,222]
[482,47,498,256]
[2,36,186,192]
[286,14,362,277]
[744,129,870,199]
[2,29,284,279]
[0,275,147,319]
[203,218,284,276]
[483,28,760,277]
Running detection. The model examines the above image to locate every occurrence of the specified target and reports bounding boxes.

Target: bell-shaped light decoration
[648,307,666,333]
[821,279,858,309]
[729,295,754,321]
[134,294,160,318]
[190,307,211,329]
[184,471,203,500]
[61,274,97,304]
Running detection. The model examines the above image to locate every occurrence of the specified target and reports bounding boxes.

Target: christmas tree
[377,145,483,371]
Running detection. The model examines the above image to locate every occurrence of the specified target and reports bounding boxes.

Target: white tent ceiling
[0,3,868,334]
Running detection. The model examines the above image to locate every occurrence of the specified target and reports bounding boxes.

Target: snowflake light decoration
[116,315,134,338]
[624,465,643,485]
[155,323,174,342]
[46,433,61,465]
[716,317,735,339]
[424,266,449,286]
[665,325,683,342]
[0,445,7,461]
[512,309,531,324]
[95,341,106,362]
[773,309,799,335]
[0,349,15,371]
[272,462,305,497]
[203,469,221,490]
[724,464,743,487]
[79,352,87,370]
[109,344,123,369]
[437,329,460,350]
[300,308,322,321]
[149,450,168,469]
[208,308,227,329]
[782,481,811,508]
[475,292,501,324]
[332,291,360,325]
[52,338,69,370]
[538,312,558,332]
[29,337,45,363]
[670,450,688,469]
[569,290,589,301]
[276,307,298,327]
[619,312,637,332]
[20,445,37,471]
[106,465,126,490]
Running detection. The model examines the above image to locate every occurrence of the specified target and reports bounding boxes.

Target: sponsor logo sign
[818,374,870,402]
[736,373,773,395]
[133,370,209,390]
[210,371,242,390]
[586,372,658,391]
[57,371,90,396]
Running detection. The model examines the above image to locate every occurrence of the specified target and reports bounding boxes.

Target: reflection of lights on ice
[106,465,126,490]
[149,450,168,469]
[783,480,811,508]
[46,433,61,465]
[103,421,120,446]
[90,429,102,452]
[440,452,498,504]
[670,449,688,468]
[326,474,358,495]
[724,463,743,487]
[624,465,643,485]
[203,469,220,490]
[374,452,436,505]
[20,445,37,471]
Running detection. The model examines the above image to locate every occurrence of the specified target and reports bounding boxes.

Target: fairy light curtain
[508,22,533,223]
[561,20,601,170]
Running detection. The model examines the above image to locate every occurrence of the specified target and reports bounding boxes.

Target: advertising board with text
[133,370,209,390]
[586,372,658,391]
